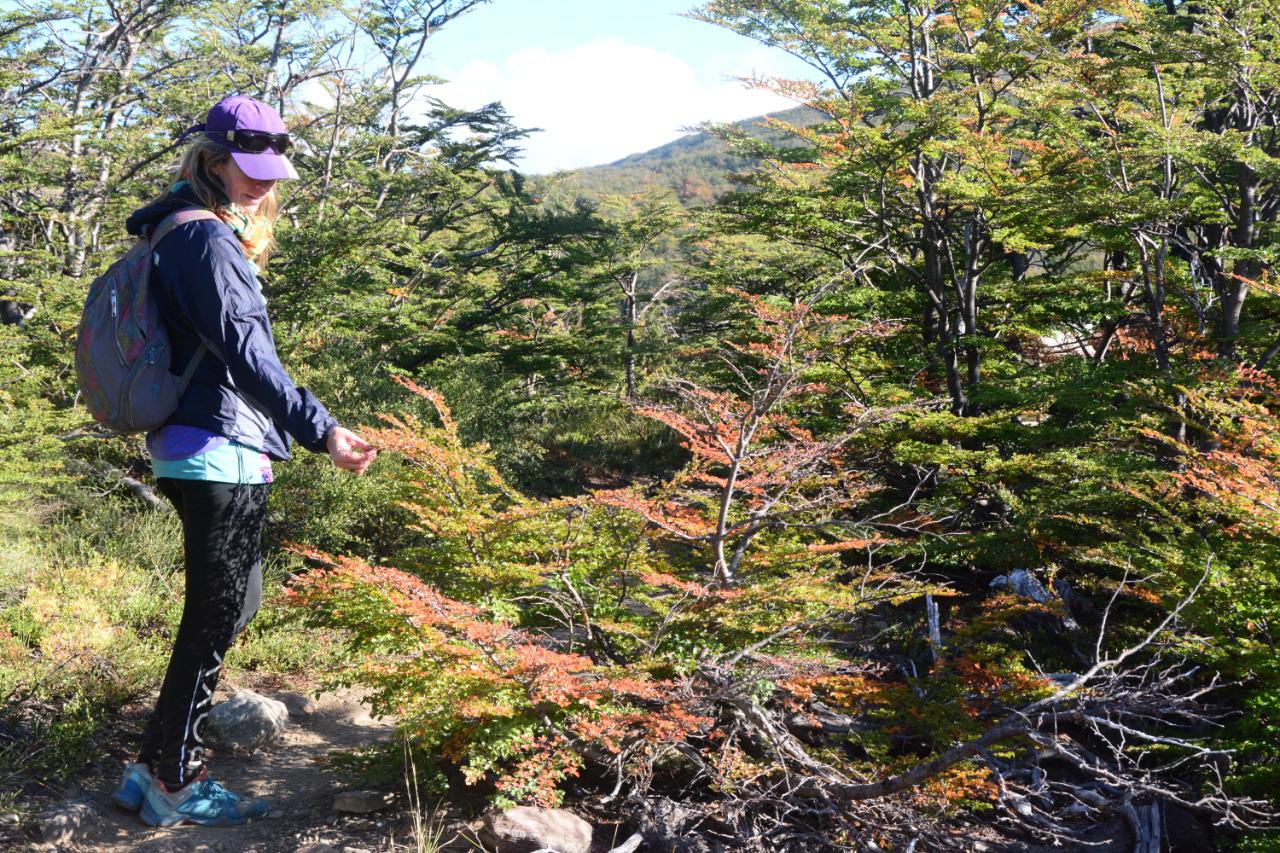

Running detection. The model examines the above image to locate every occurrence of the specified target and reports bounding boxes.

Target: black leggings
[138,478,268,788]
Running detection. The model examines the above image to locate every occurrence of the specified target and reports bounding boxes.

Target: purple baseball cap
[179,95,299,181]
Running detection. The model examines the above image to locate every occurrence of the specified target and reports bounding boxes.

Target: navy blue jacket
[126,188,336,461]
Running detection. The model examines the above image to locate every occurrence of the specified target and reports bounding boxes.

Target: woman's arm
[159,221,356,460]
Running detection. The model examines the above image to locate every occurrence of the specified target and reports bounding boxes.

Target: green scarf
[171,179,260,275]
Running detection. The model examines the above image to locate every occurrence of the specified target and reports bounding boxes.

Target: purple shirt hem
[147,425,230,461]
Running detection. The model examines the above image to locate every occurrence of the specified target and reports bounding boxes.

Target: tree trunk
[960,221,984,416]
[1217,161,1260,360]
[623,272,638,399]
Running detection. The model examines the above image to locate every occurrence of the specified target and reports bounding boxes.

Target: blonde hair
[159,135,279,267]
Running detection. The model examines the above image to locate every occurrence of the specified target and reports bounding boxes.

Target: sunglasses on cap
[210,129,293,155]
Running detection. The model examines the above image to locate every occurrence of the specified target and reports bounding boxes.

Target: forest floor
[6,673,1228,853]
[17,674,485,853]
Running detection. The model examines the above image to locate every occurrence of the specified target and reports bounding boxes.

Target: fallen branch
[65,459,166,510]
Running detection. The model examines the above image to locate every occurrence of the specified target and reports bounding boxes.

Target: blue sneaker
[139,773,269,827]
[111,762,151,810]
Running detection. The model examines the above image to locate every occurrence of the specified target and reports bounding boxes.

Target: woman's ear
[205,160,230,204]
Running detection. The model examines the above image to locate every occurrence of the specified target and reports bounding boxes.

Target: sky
[6,0,814,175]
[414,0,814,173]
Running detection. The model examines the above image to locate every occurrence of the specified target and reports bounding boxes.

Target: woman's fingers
[334,450,375,473]
[326,426,378,474]
[346,450,374,470]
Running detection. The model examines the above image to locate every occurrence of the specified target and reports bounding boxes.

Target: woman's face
[214,157,276,215]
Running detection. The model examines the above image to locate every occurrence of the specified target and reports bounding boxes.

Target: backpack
[75,209,217,434]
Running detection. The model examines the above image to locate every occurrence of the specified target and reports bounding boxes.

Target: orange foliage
[287,546,714,804]
[1162,364,1280,534]
[915,765,999,808]
[806,538,888,553]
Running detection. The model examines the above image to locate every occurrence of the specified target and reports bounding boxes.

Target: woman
[109,95,376,827]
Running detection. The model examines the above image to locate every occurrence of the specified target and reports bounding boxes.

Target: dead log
[65,459,167,510]
[1123,801,1162,853]
[605,833,643,853]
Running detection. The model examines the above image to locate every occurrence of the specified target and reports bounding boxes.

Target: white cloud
[428,37,800,173]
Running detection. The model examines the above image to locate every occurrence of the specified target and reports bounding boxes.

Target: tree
[694,0,1068,417]
[587,194,682,399]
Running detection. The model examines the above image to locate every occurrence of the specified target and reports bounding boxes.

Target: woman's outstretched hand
[326,426,377,475]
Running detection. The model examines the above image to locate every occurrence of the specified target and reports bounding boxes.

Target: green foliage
[4,0,1280,845]
[290,374,908,808]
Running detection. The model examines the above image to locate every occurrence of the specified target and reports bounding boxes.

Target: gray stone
[295,845,341,853]
[39,800,96,845]
[208,688,289,750]
[989,569,1052,602]
[333,789,395,814]
[0,812,18,825]
[481,806,593,853]
[990,570,1081,630]
[638,797,710,853]
[280,691,321,718]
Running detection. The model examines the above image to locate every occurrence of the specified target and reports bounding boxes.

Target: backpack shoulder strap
[147,208,222,249]
[145,208,221,389]
[176,340,209,394]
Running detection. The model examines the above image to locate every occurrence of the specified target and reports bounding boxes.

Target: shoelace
[193,779,244,807]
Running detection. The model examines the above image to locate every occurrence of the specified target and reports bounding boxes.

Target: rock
[39,800,96,845]
[295,845,341,853]
[481,806,593,853]
[0,812,18,825]
[990,571,1082,630]
[638,797,713,853]
[280,691,321,718]
[989,569,1052,602]
[333,789,395,814]
[208,688,289,750]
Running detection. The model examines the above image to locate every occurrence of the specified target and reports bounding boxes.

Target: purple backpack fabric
[75,209,218,433]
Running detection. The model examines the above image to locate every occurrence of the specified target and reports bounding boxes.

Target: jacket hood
[125,185,207,238]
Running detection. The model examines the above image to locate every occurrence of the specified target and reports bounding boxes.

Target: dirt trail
[45,685,418,853]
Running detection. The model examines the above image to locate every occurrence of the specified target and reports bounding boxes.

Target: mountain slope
[540,105,825,206]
